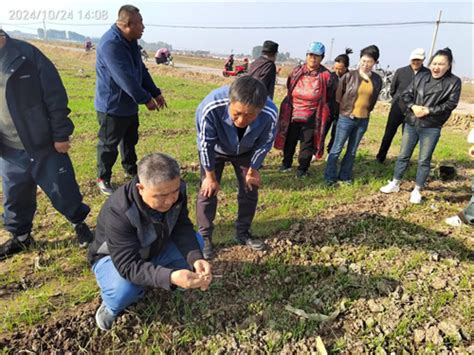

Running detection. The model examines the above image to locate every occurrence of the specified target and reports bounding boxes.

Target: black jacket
[402,71,461,128]
[248,56,277,99]
[1,33,73,158]
[390,65,429,102]
[328,71,341,121]
[88,177,203,290]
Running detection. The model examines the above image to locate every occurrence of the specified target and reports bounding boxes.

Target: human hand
[154,95,167,110]
[244,167,261,191]
[145,98,158,111]
[412,105,429,118]
[193,259,212,291]
[200,174,219,197]
[54,141,71,153]
[170,269,209,289]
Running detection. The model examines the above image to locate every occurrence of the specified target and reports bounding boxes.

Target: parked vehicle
[222,58,248,77]
[376,67,394,101]
[155,48,174,66]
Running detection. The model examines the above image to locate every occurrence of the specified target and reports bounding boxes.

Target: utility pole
[42,19,47,40]
[328,37,334,62]
[429,10,442,59]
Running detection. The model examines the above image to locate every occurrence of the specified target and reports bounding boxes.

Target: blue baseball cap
[307,42,325,55]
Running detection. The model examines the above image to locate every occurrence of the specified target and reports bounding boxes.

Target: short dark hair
[429,47,454,75]
[360,45,380,62]
[229,76,267,109]
[117,5,140,24]
[138,153,180,186]
[334,48,353,68]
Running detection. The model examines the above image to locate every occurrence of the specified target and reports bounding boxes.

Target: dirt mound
[443,113,473,130]
[373,102,473,131]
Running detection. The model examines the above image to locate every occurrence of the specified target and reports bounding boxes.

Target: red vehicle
[222,58,249,77]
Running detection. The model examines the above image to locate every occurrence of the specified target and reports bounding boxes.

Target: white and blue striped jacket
[196,86,278,170]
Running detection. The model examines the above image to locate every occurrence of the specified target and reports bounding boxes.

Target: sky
[1,0,473,77]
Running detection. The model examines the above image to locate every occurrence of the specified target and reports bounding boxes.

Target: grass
[0,42,473,352]
[461,82,474,104]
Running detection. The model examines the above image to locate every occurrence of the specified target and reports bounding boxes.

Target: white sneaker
[380,180,400,194]
[409,188,422,204]
[445,215,463,227]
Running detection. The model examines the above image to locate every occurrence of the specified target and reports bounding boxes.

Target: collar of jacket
[353,69,381,85]
[110,23,137,46]
[0,34,27,77]
[415,65,429,74]
[421,72,448,95]
[404,65,429,77]
[421,71,450,83]
[302,63,328,76]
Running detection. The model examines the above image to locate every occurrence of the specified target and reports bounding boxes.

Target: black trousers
[97,111,139,181]
[282,120,315,172]
[0,146,90,235]
[196,152,258,240]
[376,102,405,162]
[325,116,338,153]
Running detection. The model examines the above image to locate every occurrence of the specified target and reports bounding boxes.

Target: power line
[145,20,473,30]
[1,20,472,29]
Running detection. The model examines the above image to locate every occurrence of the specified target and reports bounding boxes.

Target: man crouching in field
[88,153,212,330]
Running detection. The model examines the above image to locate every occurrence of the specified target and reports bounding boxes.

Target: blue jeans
[0,146,90,235]
[324,116,369,182]
[92,233,204,316]
[393,124,441,187]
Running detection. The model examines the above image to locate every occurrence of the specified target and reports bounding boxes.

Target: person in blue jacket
[95,5,166,195]
[0,30,93,260]
[195,76,278,259]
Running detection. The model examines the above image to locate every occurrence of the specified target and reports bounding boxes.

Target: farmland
[0,43,473,353]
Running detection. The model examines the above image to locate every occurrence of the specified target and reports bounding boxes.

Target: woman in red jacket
[276,42,332,178]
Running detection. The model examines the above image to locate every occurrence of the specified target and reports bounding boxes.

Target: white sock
[413,185,421,191]
[392,179,400,185]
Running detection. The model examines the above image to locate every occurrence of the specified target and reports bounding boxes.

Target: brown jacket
[336,70,382,118]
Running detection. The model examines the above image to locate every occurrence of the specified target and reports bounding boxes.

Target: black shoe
[0,233,34,261]
[97,179,114,196]
[296,169,310,178]
[325,180,338,187]
[278,165,292,173]
[376,156,386,164]
[74,222,93,248]
[202,237,215,260]
[235,232,265,251]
